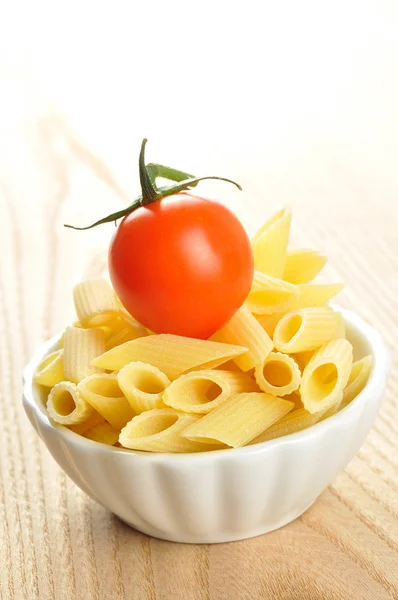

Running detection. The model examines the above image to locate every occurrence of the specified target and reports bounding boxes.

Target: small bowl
[23,308,390,544]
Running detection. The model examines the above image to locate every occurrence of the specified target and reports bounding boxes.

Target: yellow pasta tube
[252,207,292,277]
[118,362,171,413]
[300,339,353,414]
[246,271,299,315]
[119,409,210,453]
[34,349,65,387]
[251,408,324,443]
[286,283,344,311]
[73,279,118,324]
[78,374,135,429]
[163,370,259,415]
[84,422,120,446]
[254,352,301,397]
[214,305,273,371]
[255,313,284,337]
[68,410,105,435]
[341,355,372,408]
[47,381,94,426]
[182,392,294,448]
[63,326,105,383]
[283,249,327,284]
[91,334,248,379]
[273,308,342,353]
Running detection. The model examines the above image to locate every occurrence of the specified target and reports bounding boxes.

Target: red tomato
[109,193,254,339]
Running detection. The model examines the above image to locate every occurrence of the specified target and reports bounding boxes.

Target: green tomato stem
[64,139,242,231]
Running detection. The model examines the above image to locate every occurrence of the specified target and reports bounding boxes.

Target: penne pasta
[300,339,353,414]
[163,369,259,414]
[252,207,292,277]
[73,279,118,324]
[34,349,65,387]
[273,308,342,354]
[91,334,248,379]
[119,408,212,452]
[246,271,299,315]
[83,422,120,446]
[63,326,105,383]
[285,282,344,311]
[213,305,273,371]
[68,410,105,435]
[182,392,294,448]
[255,313,284,337]
[254,352,301,397]
[47,381,94,426]
[283,249,327,284]
[118,362,171,413]
[252,407,325,443]
[341,355,372,409]
[78,373,135,429]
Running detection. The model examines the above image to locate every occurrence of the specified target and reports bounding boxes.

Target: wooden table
[1,8,398,594]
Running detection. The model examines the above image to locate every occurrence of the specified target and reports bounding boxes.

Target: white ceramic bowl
[23,308,390,544]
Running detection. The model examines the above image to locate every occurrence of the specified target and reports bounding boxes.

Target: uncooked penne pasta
[119,409,211,452]
[300,339,353,414]
[214,305,273,371]
[285,282,344,311]
[341,355,372,408]
[84,422,120,446]
[254,352,301,397]
[163,370,258,414]
[78,373,135,429]
[252,407,325,443]
[283,249,327,284]
[73,279,118,324]
[252,207,292,277]
[246,271,298,315]
[91,334,248,379]
[182,392,294,448]
[47,381,94,426]
[63,326,105,383]
[68,410,105,435]
[118,362,171,413]
[34,349,65,387]
[273,308,342,353]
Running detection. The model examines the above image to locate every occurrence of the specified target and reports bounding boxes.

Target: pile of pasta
[34,207,372,452]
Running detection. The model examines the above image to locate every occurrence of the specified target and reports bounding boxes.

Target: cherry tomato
[109,193,253,339]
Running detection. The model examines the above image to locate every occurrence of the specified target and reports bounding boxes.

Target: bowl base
[116,499,316,544]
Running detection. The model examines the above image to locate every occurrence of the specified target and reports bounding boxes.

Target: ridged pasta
[63,326,105,383]
[252,207,292,277]
[213,305,273,371]
[83,422,120,446]
[68,410,105,435]
[286,282,344,311]
[283,249,327,284]
[182,392,294,448]
[118,362,171,413]
[34,349,65,387]
[119,409,212,452]
[252,407,325,443]
[91,334,248,379]
[341,355,372,408]
[78,373,135,429]
[73,279,118,324]
[47,381,94,425]
[163,370,259,414]
[254,352,301,397]
[273,308,342,353]
[246,271,298,315]
[300,339,353,414]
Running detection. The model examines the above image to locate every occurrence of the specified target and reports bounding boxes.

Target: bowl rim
[23,307,391,462]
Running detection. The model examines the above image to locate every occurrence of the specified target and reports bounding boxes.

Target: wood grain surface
[1,40,398,596]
